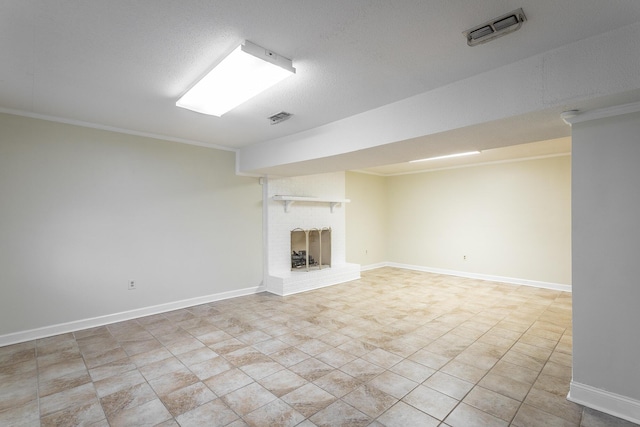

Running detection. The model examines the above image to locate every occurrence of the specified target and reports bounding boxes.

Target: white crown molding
[569,381,640,424]
[562,101,640,125]
[0,107,236,152]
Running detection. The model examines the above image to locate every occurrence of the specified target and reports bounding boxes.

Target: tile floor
[1,267,638,427]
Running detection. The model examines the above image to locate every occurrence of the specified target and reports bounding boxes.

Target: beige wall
[345,172,388,266]
[346,155,571,285]
[0,114,263,337]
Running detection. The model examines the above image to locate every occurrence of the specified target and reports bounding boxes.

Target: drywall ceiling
[1,1,640,174]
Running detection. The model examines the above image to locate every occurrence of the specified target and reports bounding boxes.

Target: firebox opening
[291,228,331,271]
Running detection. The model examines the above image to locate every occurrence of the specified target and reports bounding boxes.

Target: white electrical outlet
[128,280,136,290]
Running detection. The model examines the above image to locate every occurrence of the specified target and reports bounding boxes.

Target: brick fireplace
[263,172,360,295]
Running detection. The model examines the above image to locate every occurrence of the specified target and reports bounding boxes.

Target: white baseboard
[362,262,572,292]
[360,262,388,272]
[0,285,266,347]
[569,381,640,424]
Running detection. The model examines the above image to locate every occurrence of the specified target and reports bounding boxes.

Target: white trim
[569,381,640,424]
[0,107,236,152]
[0,285,265,347]
[563,101,640,125]
[350,153,571,177]
[365,262,571,292]
[360,262,389,271]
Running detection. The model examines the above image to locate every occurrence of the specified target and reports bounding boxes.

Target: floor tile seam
[34,339,42,422]
[438,306,546,425]
[503,314,577,426]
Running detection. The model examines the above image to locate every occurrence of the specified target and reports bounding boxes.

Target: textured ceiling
[1,1,640,173]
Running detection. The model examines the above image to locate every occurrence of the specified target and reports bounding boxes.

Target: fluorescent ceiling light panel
[410,151,480,163]
[176,41,295,117]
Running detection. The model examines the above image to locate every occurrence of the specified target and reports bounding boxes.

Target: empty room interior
[1,1,640,426]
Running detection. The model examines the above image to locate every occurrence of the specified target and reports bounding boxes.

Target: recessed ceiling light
[410,151,481,163]
[176,41,296,117]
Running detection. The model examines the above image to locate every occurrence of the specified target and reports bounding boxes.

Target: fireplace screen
[291,228,331,271]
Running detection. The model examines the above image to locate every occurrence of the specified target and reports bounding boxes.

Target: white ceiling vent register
[268,111,293,125]
[463,8,527,46]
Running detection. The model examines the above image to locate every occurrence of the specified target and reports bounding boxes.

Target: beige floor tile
[94,368,146,398]
[440,359,488,383]
[258,369,308,397]
[138,356,185,381]
[542,360,573,380]
[239,360,284,380]
[361,348,404,369]
[408,349,451,370]
[281,382,336,417]
[107,398,172,427]
[269,346,310,367]
[251,338,290,355]
[444,402,508,427]
[389,358,435,383]
[160,381,215,417]
[83,347,128,370]
[0,373,38,412]
[38,367,92,398]
[0,343,35,367]
[315,347,358,368]
[222,382,277,416]
[39,382,98,417]
[402,384,458,421]
[340,358,386,383]
[533,373,571,397]
[88,357,136,382]
[424,371,474,400]
[40,399,106,427]
[189,355,234,381]
[376,401,440,427]
[289,357,335,382]
[0,399,40,426]
[100,381,157,419]
[490,360,540,386]
[148,366,199,396]
[368,370,418,399]
[204,367,253,396]
[512,403,578,427]
[175,400,240,427]
[342,384,397,418]
[462,385,520,421]
[525,387,583,424]
[313,369,360,398]
[244,399,306,427]
[176,346,219,367]
[478,371,531,401]
[309,400,371,427]
[129,346,173,367]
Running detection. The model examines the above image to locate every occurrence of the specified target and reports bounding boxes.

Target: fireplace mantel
[273,195,351,213]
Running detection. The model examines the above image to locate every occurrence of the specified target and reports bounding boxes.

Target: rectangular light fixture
[176,41,296,117]
[410,151,480,163]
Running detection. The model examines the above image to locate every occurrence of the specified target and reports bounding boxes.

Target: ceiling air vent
[463,8,526,46]
[268,111,293,125]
